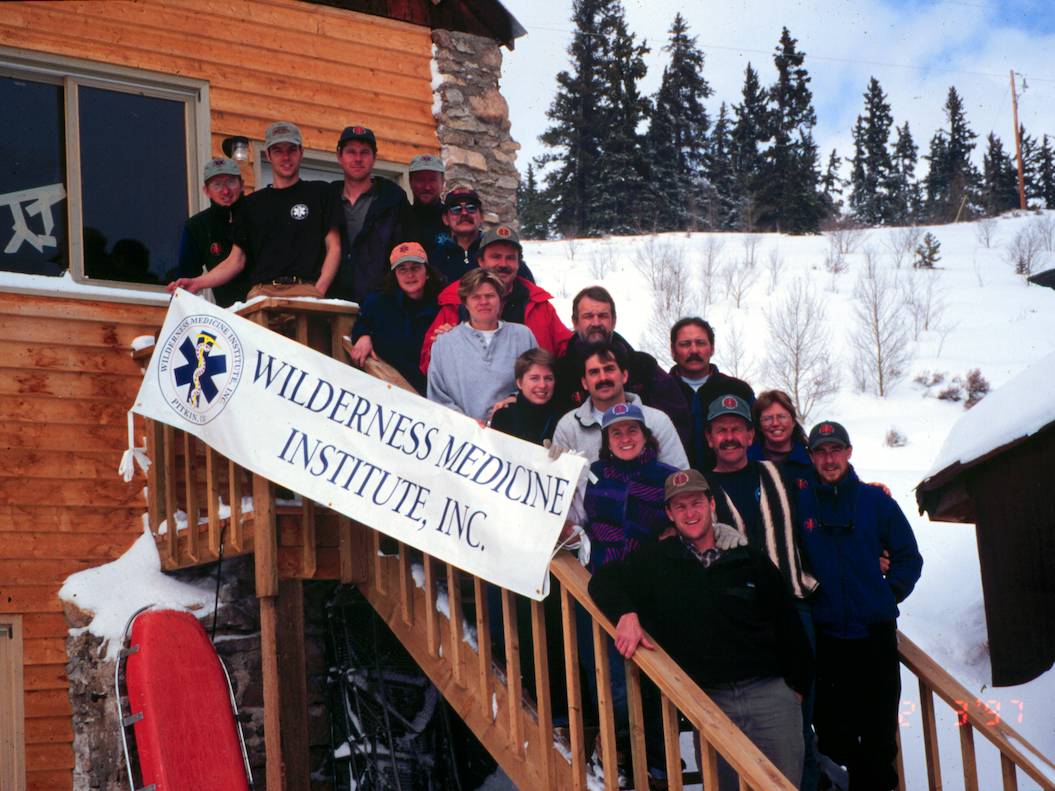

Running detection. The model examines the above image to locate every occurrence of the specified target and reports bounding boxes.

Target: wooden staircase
[134,299,1055,790]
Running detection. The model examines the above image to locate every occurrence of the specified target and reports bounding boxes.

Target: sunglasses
[448,203,480,216]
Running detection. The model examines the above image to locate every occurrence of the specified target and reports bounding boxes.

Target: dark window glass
[0,76,68,276]
[79,86,188,285]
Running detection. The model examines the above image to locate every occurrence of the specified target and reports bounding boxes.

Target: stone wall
[432,29,521,226]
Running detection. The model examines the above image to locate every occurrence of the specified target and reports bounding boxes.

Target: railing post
[530,598,554,786]
[205,445,222,557]
[501,589,523,757]
[163,424,178,563]
[473,576,493,723]
[960,723,980,791]
[447,564,464,686]
[228,458,243,551]
[591,621,618,790]
[918,680,943,791]
[625,662,651,791]
[183,432,199,562]
[559,582,588,791]
[661,694,683,791]
[424,555,439,657]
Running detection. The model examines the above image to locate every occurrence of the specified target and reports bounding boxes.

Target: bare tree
[901,269,946,340]
[766,246,785,294]
[1034,213,1055,252]
[724,317,757,384]
[850,252,912,396]
[564,237,579,261]
[589,242,616,279]
[634,235,682,290]
[829,224,867,256]
[885,225,922,269]
[643,244,694,366]
[974,217,998,249]
[1005,223,1047,276]
[742,234,762,268]
[762,279,840,420]
[699,236,724,308]
[823,234,848,276]
[721,257,759,308]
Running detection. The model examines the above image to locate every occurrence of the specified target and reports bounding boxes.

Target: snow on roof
[923,349,1055,481]
[58,528,215,660]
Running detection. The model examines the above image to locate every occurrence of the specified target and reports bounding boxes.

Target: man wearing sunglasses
[172,157,251,307]
[430,187,536,286]
[798,420,923,791]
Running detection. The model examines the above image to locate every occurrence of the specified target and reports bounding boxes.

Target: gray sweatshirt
[427,321,538,421]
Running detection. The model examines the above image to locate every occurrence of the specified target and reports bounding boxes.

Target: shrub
[963,368,991,409]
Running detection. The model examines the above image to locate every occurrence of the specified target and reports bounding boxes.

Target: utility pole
[1010,70,1027,211]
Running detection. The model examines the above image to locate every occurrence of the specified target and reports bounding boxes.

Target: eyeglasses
[448,203,480,216]
[207,177,241,190]
[760,414,793,426]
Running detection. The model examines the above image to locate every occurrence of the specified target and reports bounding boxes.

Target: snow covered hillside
[524,211,1055,789]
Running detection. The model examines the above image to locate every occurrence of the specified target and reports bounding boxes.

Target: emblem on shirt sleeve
[290,203,309,220]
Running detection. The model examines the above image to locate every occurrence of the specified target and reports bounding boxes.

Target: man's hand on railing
[347,336,378,368]
[614,612,655,659]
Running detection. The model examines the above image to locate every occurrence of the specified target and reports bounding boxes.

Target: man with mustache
[797,421,922,791]
[553,341,688,468]
[670,317,754,473]
[553,286,692,442]
[429,187,537,285]
[419,224,571,373]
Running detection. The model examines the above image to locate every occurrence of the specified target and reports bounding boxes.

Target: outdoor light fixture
[222,135,250,162]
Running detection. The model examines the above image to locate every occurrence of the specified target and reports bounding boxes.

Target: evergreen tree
[517,163,550,239]
[592,0,650,234]
[1038,135,1055,209]
[848,77,896,225]
[924,86,979,222]
[889,121,920,223]
[539,0,608,236]
[646,13,711,231]
[731,63,771,230]
[914,232,941,269]
[980,133,1019,216]
[1018,124,1039,206]
[704,102,740,229]
[820,148,845,218]
[761,27,823,232]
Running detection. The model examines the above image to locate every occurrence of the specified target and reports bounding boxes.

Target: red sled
[116,608,253,790]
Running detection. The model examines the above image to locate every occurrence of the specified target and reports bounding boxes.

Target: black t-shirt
[233,179,341,285]
[709,464,763,545]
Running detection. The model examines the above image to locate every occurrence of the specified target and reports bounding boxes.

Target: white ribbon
[117,410,152,482]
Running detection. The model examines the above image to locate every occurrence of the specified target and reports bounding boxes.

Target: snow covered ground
[522,211,1055,789]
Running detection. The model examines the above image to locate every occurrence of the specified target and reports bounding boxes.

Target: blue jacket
[797,465,922,639]
[351,288,438,395]
[748,439,812,481]
[429,231,536,286]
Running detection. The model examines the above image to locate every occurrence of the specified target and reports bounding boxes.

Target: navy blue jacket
[796,465,923,639]
[748,439,812,481]
[351,288,439,394]
[429,231,535,286]
[670,364,754,474]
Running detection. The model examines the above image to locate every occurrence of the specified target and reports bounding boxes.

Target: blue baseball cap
[601,402,645,430]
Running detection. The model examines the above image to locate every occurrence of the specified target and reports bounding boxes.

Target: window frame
[0,46,209,296]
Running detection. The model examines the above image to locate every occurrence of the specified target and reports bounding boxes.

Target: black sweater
[588,538,813,694]
[489,392,560,446]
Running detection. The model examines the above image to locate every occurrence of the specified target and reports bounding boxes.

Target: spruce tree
[1018,125,1038,206]
[592,0,650,234]
[762,28,823,232]
[890,121,920,223]
[646,13,712,231]
[821,148,845,218]
[849,77,895,225]
[539,0,607,236]
[1038,135,1055,209]
[731,63,771,230]
[705,102,740,229]
[914,232,941,269]
[517,163,550,239]
[981,133,1019,216]
[924,86,979,222]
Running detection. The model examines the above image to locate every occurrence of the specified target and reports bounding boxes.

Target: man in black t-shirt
[167,121,341,300]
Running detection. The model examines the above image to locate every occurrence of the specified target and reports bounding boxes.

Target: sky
[499,0,1055,182]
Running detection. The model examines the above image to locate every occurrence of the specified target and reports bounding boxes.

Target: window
[0,49,206,290]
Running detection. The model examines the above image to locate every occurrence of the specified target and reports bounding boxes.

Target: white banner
[132,290,585,600]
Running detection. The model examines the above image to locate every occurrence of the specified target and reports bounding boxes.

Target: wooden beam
[252,474,277,598]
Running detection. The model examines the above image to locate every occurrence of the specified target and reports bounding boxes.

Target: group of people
[167,121,924,791]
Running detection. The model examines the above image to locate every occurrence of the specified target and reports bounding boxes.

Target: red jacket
[420,277,572,373]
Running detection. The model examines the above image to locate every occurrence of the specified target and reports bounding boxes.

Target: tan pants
[247,282,323,299]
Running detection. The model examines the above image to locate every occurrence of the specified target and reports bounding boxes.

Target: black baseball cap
[338,125,377,152]
[444,187,482,210]
[808,420,852,450]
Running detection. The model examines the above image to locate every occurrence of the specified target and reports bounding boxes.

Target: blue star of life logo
[158,314,244,425]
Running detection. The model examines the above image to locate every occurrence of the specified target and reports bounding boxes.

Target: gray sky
[500,0,1055,180]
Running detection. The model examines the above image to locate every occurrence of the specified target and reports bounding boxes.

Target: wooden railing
[896,633,1055,791]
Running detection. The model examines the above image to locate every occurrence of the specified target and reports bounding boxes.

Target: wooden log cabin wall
[0,1,521,787]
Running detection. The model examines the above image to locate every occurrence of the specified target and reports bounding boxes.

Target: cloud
[502,0,1055,181]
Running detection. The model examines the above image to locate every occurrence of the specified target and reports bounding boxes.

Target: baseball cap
[338,125,377,151]
[444,187,482,210]
[203,157,241,183]
[707,394,752,424]
[600,402,645,431]
[664,469,712,503]
[264,121,302,149]
[808,421,852,450]
[389,241,428,269]
[479,224,522,253]
[409,154,445,174]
